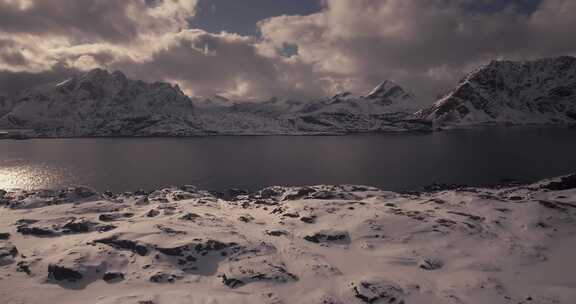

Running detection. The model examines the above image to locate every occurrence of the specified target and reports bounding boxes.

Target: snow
[1,175,576,303]
[55,79,72,87]
[417,56,576,128]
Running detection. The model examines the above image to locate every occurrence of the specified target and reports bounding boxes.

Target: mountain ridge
[1,56,576,137]
[0,69,430,136]
[416,56,576,128]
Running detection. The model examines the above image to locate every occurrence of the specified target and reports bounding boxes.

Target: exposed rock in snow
[418,256,444,271]
[417,56,576,128]
[1,175,576,303]
[350,278,405,304]
[47,264,84,283]
[303,230,351,245]
[102,272,125,283]
[0,241,18,266]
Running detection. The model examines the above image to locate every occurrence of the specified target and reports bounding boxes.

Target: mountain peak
[111,70,128,81]
[418,56,576,128]
[75,68,133,84]
[364,80,412,101]
[81,68,110,80]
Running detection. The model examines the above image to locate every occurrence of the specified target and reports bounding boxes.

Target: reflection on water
[0,165,66,190]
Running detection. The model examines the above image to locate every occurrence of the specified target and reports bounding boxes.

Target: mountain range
[1,56,575,137]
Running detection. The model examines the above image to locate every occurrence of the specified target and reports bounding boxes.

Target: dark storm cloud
[0,1,141,42]
[112,30,325,99]
[134,32,281,96]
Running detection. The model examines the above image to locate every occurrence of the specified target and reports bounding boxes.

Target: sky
[0,0,575,103]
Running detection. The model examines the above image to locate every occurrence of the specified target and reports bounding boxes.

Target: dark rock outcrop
[102,272,125,283]
[0,242,18,265]
[48,264,83,282]
[304,231,350,244]
[17,226,56,237]
[540,174,576,191]
[94,235,149,256]
[351,280,405,304]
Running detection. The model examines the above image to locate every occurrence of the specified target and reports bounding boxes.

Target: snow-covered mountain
[2,56,576,137]
[195,81,430,134]
[0,69,429,137]
[282,84,426,133]
[197,80,418,116]
[0,69,201,137]
[364,80,415,105]
[417,56,576,128]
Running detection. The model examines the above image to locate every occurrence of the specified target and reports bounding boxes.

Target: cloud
[258,0,576,102]
[0,0,325,100]
[0,0,199,95]
[109,30,326,100]
[0,63,77,96]
[0,0,196,42]
[0,0,575,102]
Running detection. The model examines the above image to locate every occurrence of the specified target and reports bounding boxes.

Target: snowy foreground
[1,175,576,304]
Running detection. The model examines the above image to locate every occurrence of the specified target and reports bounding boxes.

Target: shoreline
[0,172,571,197]
[1,123,575,140]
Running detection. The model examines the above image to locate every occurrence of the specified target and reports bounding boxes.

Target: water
[0,127,575,192]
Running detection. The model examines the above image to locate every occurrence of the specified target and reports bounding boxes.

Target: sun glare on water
[0,165,61,190]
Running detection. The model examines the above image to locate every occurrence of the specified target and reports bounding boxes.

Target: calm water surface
[1,128,575,192]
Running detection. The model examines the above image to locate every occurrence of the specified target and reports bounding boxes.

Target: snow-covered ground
[1,174,576,303]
